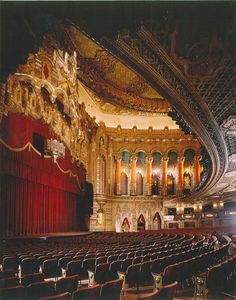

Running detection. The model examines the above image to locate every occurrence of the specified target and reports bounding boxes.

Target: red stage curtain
[0,113,86,236]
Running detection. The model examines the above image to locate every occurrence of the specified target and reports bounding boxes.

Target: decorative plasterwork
[58,25,171,114]
[106,25,228,199]
[221,116,236,136]
[0,48,98,169]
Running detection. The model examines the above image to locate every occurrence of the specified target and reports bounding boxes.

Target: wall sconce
[44,138,65,163]
[213,202,218,209]
[177,205,184,215]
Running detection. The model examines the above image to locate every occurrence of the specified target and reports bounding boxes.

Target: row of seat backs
[0,278,123,300]
[206,253,236,292]
[1,238,192,268]
[0,243,195,278]
[0,233,193,263]
[162,245,230,285]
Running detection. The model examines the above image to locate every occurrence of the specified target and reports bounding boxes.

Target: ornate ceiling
[58,25,171,115]
[1,1,236,201]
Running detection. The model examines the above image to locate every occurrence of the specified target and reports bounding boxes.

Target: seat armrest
[88,270,95,287]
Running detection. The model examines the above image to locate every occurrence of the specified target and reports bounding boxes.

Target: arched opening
[183,149,194,194]
[137,214,145,231]
[152,152,161,195]
[121,217,130,232]
[153,212,161,230]
[136,172,143,195]
[41,87,51,104]
[167,174,175,195]
[167,151,177,195]
[120,172,128,195]
[151,174,160,195]
[183,172,192,195]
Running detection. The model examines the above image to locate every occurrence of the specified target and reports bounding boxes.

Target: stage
[0,231,93,241]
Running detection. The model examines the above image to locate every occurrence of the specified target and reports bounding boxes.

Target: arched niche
[137,214,146,231]
[120,172,128,195]
[152,152,162,195]
[183,149,195,194]
[121,217,130,232]
[136,172,143,195]
[40,86,52,104]
[153,212,161,230]
[136,151,146,195]
[167,151,177,195]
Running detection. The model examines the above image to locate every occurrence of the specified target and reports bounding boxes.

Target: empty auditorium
[0,2,235,300]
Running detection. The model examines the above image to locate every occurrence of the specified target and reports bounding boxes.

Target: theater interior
[0,1,236,300]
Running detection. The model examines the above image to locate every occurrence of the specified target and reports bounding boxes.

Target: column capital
[194,155,202,161]
[131,155,138,162]
[115,155,122,162]
[177,156,185,163]
[161,156,169,163]
[145,156,153,164]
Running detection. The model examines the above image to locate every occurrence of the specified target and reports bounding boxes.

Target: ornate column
[107,138,113,195]
[161,156,168,196]
[177,156,185,196]
[145,156,153,196]
[194,155,202,187]
[115,155,122,195]
[130,155,137,195]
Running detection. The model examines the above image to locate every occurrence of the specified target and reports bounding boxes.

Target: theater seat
[0,270,17,279]
[0,285,25,300]
[21,272,45,287]
[100,278,123,300]
[55,275,79,294]
[72,284,101,300]
[39,292,71,300]
[42,259,62,279]
[0,277,19,288]
[155,281,178,300]
[26,281,55,300]
[137,289,159,300]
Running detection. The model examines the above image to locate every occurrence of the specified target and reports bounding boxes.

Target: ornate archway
[121,217,130,232]
[153,212,161,230]
[137,214,145,231]
[136,172,143,195]
[120,172,128,195]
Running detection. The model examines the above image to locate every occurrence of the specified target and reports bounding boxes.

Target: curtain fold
[0,113,85,236]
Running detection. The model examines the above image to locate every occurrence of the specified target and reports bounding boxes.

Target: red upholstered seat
[2,257,19,272]
[72,284,101,300]
[39,292,71,300]
[21,272,45,287]
[138,281,178,300]
[0,269,17,280]
[42,259,62,279]
[0,285,25,300]
[88,262,110,286]
[26,280,55,300]
[100,278,123,300]
[66,260,83,277]
[55,275,79,294]
[21,258,40,275]
[0,277,19,288]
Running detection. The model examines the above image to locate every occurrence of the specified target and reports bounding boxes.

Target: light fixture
[44,138,65,163]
